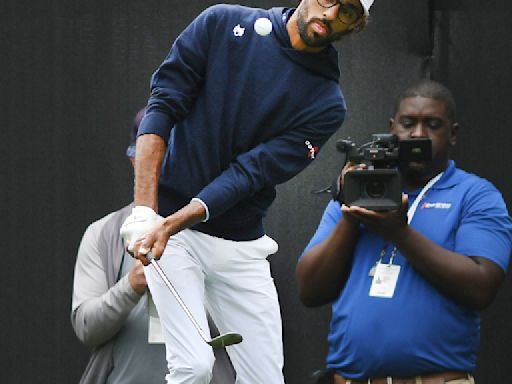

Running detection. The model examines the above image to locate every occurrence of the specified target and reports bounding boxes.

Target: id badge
[148,293,165,344]
[369,263,400,298]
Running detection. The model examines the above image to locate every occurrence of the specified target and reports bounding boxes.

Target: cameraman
[297,79,512,384]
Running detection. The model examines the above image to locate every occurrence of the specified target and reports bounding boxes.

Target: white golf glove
[120,206,162,252]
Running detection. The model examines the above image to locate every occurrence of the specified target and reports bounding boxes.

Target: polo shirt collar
[431,160,459,190]
[405,160,459,197]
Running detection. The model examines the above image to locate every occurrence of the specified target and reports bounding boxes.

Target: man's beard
[296,7,346,47]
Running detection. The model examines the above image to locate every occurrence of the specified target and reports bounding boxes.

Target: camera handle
[331,174,344,204]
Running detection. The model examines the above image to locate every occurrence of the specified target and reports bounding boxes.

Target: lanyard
[406,172,443,224]
[369,172,444,275]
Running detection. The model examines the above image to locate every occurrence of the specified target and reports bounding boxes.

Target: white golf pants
[144,229,285,384]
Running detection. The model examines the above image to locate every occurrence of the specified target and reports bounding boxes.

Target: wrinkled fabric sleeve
[196,107,345,219]
[455,180,512,272]
[301,199,342,257]
[71,216,143,348]
[137,7,214,143]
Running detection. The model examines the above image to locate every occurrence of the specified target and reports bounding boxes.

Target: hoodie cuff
[191,198,210,222]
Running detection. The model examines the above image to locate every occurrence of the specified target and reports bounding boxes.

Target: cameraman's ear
[389,118,395,132]
[449,122,459,147]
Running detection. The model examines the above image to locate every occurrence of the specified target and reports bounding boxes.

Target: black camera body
[334,134,432,211]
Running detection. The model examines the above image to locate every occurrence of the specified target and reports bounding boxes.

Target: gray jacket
[71,204,235,383]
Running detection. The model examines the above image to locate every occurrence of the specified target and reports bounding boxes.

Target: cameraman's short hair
[397,79,456,123]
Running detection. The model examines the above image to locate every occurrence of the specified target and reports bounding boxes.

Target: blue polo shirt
[302,161,512,378]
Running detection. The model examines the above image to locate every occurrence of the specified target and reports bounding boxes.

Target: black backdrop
[1,1,511,383]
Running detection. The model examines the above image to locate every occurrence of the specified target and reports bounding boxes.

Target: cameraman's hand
[342,193,409,240]
[339,162,367,225]
[340,161,367,192]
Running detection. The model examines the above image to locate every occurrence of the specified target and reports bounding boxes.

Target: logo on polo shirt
[421,201,452,209]
[305,140,318,159]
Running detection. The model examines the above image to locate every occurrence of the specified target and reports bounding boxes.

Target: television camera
[332,134,432,210]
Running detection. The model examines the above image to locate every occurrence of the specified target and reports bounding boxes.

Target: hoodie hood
[268,8,340,82]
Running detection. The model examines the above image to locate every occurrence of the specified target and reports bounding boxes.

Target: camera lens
[365,180,386,198]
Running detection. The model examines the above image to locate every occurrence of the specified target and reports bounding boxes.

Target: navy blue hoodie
[138,5,346,240]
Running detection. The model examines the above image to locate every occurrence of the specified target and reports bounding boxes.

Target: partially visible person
[297,80,512,384]
[71,108,235,384]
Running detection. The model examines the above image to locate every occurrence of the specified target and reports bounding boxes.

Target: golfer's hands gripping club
[120,206,167,265]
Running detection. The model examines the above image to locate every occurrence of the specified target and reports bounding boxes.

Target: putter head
[208,332,243,348]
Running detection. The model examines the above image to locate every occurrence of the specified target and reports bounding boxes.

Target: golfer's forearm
[72,276,142,347]
[134,134,166,210]
[162,200,207,235]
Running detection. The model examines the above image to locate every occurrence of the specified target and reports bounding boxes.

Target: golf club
[146,251,243,348]
[120,218,243,348]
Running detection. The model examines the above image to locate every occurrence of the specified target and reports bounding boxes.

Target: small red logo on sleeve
[305,140,319,159]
